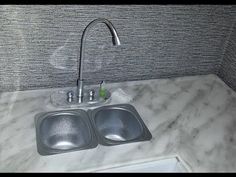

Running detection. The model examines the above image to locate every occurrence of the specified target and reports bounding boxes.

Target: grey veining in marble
[1,5,236,92]
[218,19,236,92]
[1,74,236,172]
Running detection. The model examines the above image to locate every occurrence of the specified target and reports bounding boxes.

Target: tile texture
[0,5,236,91]
[218,20,236,91]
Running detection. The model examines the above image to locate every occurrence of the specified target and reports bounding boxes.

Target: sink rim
[34,104,152,155]
[34,109,98,156]
[88,104,152,146]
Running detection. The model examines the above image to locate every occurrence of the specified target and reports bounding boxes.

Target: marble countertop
[1,74,236,172]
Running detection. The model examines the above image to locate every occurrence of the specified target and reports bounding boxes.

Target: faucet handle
[88,89,95,101]
[67,90,74,103]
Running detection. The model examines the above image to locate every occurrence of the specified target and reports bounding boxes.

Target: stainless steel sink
[34,104,152,155]
[88,104,152,146]
[34,109,97,155]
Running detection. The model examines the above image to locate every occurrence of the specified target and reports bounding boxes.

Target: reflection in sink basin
[40,113,89,150]
[94,109,143,141]
[89,104,152,146]
[35,110,97,155]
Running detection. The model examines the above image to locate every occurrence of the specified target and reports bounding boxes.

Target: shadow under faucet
[77,18,121,103]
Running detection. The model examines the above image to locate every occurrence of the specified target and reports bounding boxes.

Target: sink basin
[34,104,152,155]
[34,109,97,155]
[88,104,152,146]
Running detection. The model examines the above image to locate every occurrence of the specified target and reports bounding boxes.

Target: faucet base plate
[50,86,111,108]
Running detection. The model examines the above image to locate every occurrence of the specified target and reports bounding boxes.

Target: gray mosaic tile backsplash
[218,21,236,91]
[0,5,236,91]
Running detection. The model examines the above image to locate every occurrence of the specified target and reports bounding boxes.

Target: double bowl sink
[35,104,152,155]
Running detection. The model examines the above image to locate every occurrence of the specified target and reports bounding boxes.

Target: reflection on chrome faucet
[77,18,121,103]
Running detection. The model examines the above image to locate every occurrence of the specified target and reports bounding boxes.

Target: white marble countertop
[1,74,236,172]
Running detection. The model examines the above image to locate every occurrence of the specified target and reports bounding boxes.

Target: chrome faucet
[77,18,121,103]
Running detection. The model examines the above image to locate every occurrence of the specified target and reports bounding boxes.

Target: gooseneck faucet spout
[77,18,121,103]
